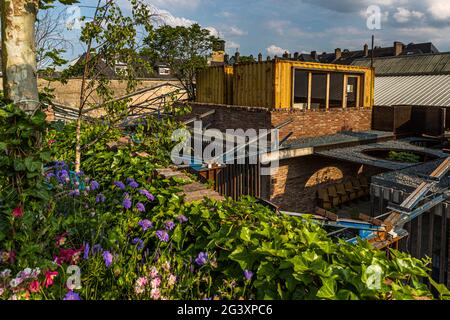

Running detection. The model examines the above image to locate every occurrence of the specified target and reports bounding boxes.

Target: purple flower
[195,252,208,266]
[103,251,113,268]
[90,180,100,191]
[139,189,155,201]
[46,172,55,179]
[83,243,90,260]
[138,219,153,232]
[136,203,146,212]
[156,230,169,243]
[92,244,103,254]
[114,181,125,190]
[177,215,188,223]
[123,194,132,210]
[128,180,139,189]
[132,238,145,251]
[165,220,176,231]
[96,193,106,203]
[68,189,80,197]
[244,270,254,281]
[63,291,81,300]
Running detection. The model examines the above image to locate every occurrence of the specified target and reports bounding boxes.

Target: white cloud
[266,20,291,36]
[427,0,450,21]
[225,26,247,37]
[393,7,424,23]
[226,41,241,50]
[149,0,201,9]
[266,45,289,56]
[205,26,220,37]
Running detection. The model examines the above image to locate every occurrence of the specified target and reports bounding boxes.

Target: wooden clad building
[196,59,374,110]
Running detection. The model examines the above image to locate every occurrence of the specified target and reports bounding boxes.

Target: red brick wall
[271,108,373,141]
[270,155,383,212]
[181,103,271,132]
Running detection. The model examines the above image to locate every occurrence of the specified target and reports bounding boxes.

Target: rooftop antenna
[371,35,375,69]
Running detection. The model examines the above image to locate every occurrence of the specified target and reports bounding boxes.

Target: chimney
[234,51,240,64]
[335,48,342,60]
[258,53,263,62]
[363,44,369,57]
[394,41,404,56]
[311,51,318,61]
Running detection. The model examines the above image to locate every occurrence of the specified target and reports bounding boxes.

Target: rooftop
[315,139,448,171]
[352,52,450,76]
[372,158,450,194]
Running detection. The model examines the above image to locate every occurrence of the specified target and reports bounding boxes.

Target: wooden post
[326,73,330,110]
[438,204,447,284]
[307,72,312,110]
[417,215,423,258]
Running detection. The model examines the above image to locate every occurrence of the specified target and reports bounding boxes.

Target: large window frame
[292,68,365,110]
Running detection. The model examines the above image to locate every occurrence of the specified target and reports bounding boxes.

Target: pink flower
[150,288,161,300]
[168,274,177,287]
[12,206,23,218]
[136,277,148,287]
[55,233,68,247]
[44,271,58,288]
[149,267,158,279]
[48,140,56,146]
[151,277,161,289]
[29,280,40,293]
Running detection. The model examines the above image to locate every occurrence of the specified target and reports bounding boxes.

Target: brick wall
[271,108,373,141]
[270,155,384,212]
[183,103,271,132]
[186,104,373,140]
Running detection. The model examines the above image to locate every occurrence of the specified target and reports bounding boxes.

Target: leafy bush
[2,110,450,300]
[388,151,421,163]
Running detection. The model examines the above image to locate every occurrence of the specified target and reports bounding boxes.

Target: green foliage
[143,23,221,100]
[388,151,421,163]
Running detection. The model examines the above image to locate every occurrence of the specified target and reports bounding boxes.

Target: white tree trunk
[1,0,40,114]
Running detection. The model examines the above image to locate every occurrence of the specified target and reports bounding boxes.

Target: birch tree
[1,0,40,114]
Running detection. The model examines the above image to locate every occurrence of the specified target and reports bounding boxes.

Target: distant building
[352,52,450,107]
[279,41,440,65]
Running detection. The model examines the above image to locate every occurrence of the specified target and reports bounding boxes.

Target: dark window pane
[311,73,327,109]
[329,73,344,108]
[294,70,308,109]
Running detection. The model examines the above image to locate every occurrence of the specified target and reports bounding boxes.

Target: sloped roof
[374,74,450,107]
[352,52,450,76]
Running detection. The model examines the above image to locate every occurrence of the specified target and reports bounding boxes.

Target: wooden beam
[326,73,330,110]
[307,72,312,110]
[439,204,447,284]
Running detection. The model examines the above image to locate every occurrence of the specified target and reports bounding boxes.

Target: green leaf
[0,142,7,151]
[316,277,337,300]
[240,227,252,242]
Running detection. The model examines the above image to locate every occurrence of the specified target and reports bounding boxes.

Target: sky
[54,0,450,61]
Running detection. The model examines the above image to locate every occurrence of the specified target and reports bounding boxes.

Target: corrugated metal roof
[352,53,450,76]
[374,75,450,107]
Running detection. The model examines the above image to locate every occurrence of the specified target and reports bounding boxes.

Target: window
[158,67,171,76]
[293,70,308,109]
[293,69,363,109]
[329,73,344,108]
[311,73,327,109]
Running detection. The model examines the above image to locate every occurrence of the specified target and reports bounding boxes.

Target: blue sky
[54,0,450,61]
